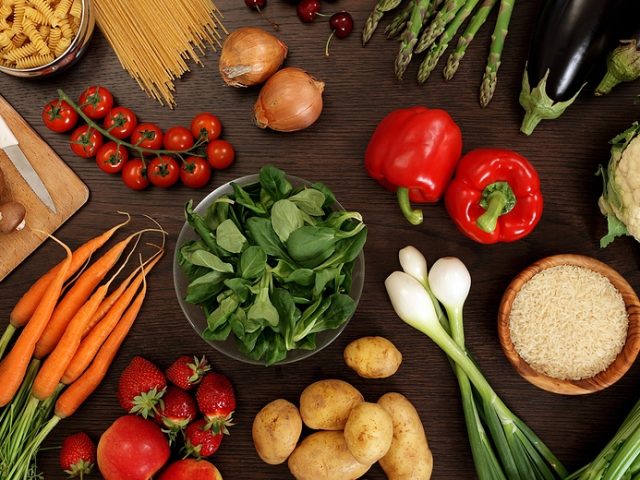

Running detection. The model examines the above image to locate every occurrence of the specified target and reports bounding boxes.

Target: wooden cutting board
[0,94,89,282]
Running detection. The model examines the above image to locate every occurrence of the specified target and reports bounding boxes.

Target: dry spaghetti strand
[92,0,226,108]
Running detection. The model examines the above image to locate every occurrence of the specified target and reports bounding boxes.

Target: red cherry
[330,11,353,39]
[245,0,266,9]
[325,11,354,56]
[297,0,321,23]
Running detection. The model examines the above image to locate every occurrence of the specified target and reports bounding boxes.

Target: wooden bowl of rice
[498,254,640,395]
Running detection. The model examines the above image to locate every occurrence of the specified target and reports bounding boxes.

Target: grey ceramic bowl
[0,0,95,78]
[173,174,365,366]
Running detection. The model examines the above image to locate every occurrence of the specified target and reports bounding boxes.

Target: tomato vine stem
[57,89,207,162]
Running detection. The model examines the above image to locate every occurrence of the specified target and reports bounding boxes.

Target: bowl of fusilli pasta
[0,0,94,77]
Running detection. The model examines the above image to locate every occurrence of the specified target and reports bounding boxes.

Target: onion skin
[254,67,325,132]
[219,27,288,88]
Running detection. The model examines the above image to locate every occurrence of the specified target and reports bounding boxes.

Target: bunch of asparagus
[363,0,515,107]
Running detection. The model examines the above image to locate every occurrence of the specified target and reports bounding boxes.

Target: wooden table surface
[1,1,640,478]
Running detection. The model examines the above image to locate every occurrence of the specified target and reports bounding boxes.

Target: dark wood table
[1,1,640,478]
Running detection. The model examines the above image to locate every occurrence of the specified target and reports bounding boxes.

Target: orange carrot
[31,285,108,401]
[9,214,130,328]
[81,248,162,337]
[33,229,157,359]
[63,251,163,384]
[0,237,72,407]
[55,280,147,419]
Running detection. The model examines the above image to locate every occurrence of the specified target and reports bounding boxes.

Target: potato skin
[344,402,393,465]
[377,392,433,480]
[344,336,402,379]
[288,431,371,480]
[252,399,302,465]
[299,379,364,430]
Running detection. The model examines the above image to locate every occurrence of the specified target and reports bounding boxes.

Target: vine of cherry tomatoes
[42,86,236,191]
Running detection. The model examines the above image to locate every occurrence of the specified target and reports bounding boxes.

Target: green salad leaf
[180,165,366,365]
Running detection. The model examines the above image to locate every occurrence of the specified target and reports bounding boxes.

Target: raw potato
[252,399,302,465]
[288,430,371,480]
[378,392,433,480]
[344,336,403,379]
[299,379,364,430]
[344,402,393,465]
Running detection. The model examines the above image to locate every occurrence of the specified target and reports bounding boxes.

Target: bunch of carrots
[0,213,166,479]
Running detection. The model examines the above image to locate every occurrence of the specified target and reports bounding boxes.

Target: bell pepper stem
[397,187,423,225]
[477,181,516,233]
[477,191,505,232]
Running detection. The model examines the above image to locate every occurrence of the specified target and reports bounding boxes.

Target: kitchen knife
[0,114,57,214]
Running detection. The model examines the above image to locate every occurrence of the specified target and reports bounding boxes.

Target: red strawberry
[117,356,167,418]
[167,355,211,390]
[60,432,96,479]
[155,386,197,443]
[184,419,223,458]
[195,373,236,434]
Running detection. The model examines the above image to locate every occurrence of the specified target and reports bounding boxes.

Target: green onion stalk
[385,246,567,480]
[566,399,640,480]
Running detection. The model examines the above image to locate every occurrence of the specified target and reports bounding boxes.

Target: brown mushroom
[0,201,26,233]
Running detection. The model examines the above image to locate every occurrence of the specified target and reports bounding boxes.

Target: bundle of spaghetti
[92,0,226,107]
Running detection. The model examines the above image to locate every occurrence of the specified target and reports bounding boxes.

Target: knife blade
[0,114,57,214]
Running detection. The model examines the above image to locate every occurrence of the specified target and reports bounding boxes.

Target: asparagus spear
[414,0,464,54]
[417,0,481,83]
[385,0,444,40]
[479,0,515,107]
[385,0,414,39]
[443,0,497,80]
[363,0,405,45]
[395,0,431,80]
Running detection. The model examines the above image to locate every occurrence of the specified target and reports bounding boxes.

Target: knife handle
[0,115,18,149]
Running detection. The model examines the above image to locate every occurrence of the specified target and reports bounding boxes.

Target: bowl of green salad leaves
[173,165,366,366]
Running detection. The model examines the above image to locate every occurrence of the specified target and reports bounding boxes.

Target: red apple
[97,415,170,480]
[158,459,223,480]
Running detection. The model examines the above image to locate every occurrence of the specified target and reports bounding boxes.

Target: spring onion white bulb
[399,246,428,286]
[428,257,471,311]
[384,271,441,333]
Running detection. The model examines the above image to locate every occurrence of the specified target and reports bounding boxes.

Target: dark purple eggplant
[519,0,628,135]
[595,17,640,95]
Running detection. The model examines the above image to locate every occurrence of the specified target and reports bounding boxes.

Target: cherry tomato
[78,86,114,120]
[104,107,138,140]
[70,125,104,158]
[180,157,212,189]
[96,142,128,174]
[148,156,180,188]
[206,140,235,169]
[163,126,194,151]
[131,123,164,152]
[121,159,149,190]
[42,100,78,133]
[190,113,222,142]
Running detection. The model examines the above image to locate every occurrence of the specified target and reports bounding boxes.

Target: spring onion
[567,398,640,480]
[385,246,567,480]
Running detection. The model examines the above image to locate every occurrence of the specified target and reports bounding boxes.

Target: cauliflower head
[599,121,640,247]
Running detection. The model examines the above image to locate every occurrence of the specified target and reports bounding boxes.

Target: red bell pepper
[365,106,463,225]
[444,149,543,244]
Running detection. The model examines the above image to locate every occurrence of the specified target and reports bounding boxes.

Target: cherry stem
[256,5,280,31]
[57,89,206,163]
[325,30,335,57]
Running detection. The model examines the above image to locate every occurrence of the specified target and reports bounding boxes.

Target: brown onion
[253,67,325,132]
[219,27,288,88]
